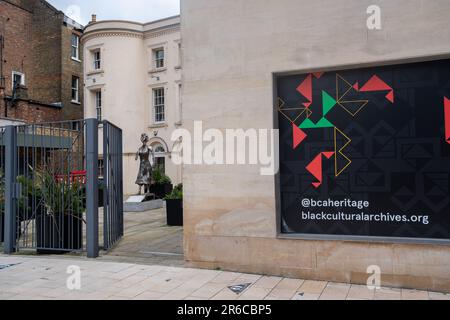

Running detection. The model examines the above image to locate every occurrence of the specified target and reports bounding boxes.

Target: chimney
[91,14,97,23]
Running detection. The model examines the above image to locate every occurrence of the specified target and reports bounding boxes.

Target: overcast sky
[47,0,180,26]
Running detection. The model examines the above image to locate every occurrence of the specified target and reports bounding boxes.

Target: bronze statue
[135,133,154,195]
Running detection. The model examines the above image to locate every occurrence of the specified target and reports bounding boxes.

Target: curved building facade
[82,16,182,195]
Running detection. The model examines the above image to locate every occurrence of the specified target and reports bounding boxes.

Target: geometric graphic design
[360,75,395,103]
[336,74,370,116]
[293,124,307,149]
[277,59,450,240]
[299,117,334,129]
[445,97,450,144]
[306,152,335,188]
[323,91,337,116]
[296,74,313,108]
[278,98,312,125]
[338,100,370,117]
[334,127,352,177]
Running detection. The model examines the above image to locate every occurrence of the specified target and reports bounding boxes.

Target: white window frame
[153,48,165,69]
[71,76,79,103]
[71,34,80,61]
[153,143,166,174]
[93,50,101,70]
[95,90,102,121]
[153,88,165,124]
[12,71,25,89]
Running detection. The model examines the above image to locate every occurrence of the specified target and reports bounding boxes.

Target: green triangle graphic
[300,117,334,129]
[316,118,334,128]
[323,91,337,116]
[299,118,316,129]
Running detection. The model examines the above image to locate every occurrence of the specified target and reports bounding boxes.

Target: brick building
[0,0,84,125]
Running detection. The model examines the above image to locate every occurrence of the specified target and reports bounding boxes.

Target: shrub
[164,184,183,200]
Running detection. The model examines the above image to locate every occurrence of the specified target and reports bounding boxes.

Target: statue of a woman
[135,133,154,195]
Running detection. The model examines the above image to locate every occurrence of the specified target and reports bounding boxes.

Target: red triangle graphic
[353,82,359,91]
[386,91,394,103]
[293,125,307,149]
[323,151,335,159]
[445,97,450,145]
[297,74,312,103]
[313,72,324,79]
[306,154,322,180]
[360,75,392,92]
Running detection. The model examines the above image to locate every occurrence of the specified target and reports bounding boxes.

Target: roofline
[86,14,180,28]
[42,0,85,28]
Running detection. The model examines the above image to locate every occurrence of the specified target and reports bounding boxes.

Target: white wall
[83,17,182,195]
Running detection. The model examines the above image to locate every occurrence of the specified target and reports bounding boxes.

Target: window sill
[71,100,81,105]
[71,57,82,63]
[87,69,104,76]
[149,67,167,74]
[149,123,168,129]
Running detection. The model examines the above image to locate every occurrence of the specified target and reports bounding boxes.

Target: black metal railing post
[86,118,99,258]
[4,126,17,254]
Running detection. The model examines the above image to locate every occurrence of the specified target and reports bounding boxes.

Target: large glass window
[12,71,25,89]
[153,144,166,174]
[93,50,101,70]
[71,34,80,60]
[96,91,102,121]
[153,88,165,123]
[71,76,79,103]
[153,48,165,69]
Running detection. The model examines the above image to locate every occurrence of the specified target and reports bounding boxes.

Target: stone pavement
[1,255,449,300]
[99,208,184,267]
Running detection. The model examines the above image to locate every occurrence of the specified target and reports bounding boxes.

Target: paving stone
[401,289,429,300]
[429,292,450,300]
[298,280,328,295]
[237,287,271,300]
[374,287,402,300]
[319,283,351,300]
[253,276,283,289]
[347,285,375,300]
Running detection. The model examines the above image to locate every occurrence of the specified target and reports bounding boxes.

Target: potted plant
[17,175,44,222]
[164,184,183,226]
[150,167,173,199]
[33,168,85,254]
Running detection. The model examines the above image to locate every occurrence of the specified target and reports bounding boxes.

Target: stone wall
[181,0,450,292]
[0,0,83,123]
[0,99,61,123]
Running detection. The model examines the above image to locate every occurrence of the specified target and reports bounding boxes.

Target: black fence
[102,121,124,250]
[0,119,123,258]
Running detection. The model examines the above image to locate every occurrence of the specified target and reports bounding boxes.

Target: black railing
[0,119,123,257]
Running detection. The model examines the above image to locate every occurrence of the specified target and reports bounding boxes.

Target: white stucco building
[82,16,182,195]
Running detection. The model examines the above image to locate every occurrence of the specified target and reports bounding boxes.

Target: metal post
[4,126,16,254]
[86,119,99,258]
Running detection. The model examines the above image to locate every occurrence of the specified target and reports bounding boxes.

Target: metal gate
[1,119,123,257]
[102,121,123,250]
